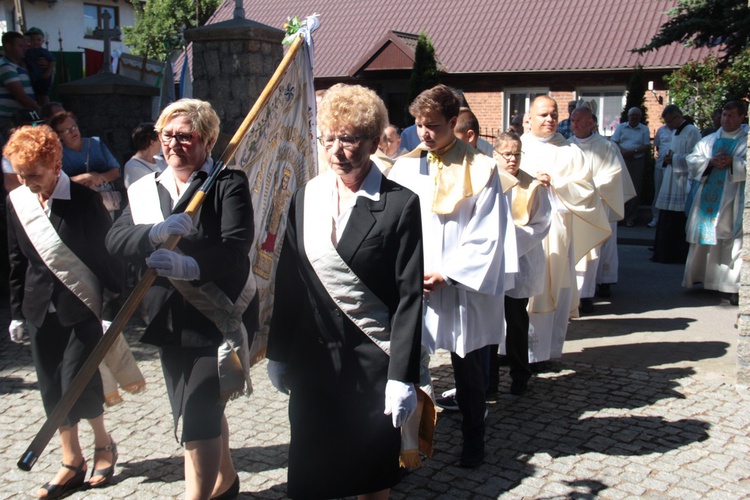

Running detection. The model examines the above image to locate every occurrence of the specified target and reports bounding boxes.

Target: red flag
[84,48,103,76]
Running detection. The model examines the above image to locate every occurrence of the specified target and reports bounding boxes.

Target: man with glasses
[389,84,516,468]
[569,106,634,311]
[520,96,609,366]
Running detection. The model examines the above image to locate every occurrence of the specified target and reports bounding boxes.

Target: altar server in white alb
[520,96,610,363]
[390,84,516,468]
[683,101,747,306]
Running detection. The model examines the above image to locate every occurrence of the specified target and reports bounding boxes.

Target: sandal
[89,437,118,488]
[37,459,86,499]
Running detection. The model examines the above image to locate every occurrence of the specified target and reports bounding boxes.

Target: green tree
[665,48,750,130]
[123,0,222,61]
[620,65,649,125]
[635,0,750,66]
[406,31,440,125]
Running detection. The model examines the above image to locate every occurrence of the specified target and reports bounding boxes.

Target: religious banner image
[227,25,318,363]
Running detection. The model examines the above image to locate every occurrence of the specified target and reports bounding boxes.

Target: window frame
[504,87,549,131]
[83,3,121,41]
[577,87,627,137]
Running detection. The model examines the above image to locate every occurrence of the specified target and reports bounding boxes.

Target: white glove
[384,380,417,428]
[267,360,289,395]
[148,213,196,246]
[146,248,200,280]
[9,319,26,343]
[101,320,112,335]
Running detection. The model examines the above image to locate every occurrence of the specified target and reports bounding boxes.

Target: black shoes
[729,293,739,306]
[38,459,86,499]
[459,436,485,468]
[90,438,118,488]
[596,283,612,298]
[211,474,240,500]
[510,378,528,396]
[579,298,594,314]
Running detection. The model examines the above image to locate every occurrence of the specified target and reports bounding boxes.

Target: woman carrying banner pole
[106,98,256,500]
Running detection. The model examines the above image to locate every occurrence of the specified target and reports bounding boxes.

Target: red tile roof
[207,0,712,77]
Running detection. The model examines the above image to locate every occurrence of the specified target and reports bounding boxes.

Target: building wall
[0,0,135,55]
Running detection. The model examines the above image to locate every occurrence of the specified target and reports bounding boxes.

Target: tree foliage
[407,31,440,122]
[635,0,750,66]
[665,48,750,130]
[620,65,649,125]
[123,0,222,61]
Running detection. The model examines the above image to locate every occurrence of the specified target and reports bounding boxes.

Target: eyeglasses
[160,132,195,145]
[495,150,523,160]
[318,134,368,151]
[57,124,78,135]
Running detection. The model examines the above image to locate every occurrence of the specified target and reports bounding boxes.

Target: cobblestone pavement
[1,242,749,499]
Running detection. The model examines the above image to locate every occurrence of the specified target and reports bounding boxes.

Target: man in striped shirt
[0,32,40,136]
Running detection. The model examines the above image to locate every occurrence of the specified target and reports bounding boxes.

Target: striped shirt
[0,57,35,118]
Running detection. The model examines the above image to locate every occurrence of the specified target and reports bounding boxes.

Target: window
[84,4,120,39]
[505,88,548,131]
[578,89,626,137]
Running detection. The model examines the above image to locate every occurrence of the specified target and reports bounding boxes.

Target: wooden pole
[17,32,306,472]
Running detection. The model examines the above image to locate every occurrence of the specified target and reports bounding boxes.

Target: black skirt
[29,312,104,427]
[160,345,225,443]
[286,386,401,499]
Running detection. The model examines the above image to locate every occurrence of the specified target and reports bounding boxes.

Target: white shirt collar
[156,157,213,207]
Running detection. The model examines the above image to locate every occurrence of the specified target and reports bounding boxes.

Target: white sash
[9,186,102,316]
[130,171,256,400]
[302,175,436,466]
[302,175,391,355]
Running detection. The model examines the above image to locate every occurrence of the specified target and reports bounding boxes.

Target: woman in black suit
[6,125,122,498]
[106,99,254,500]
[266,84,424,499]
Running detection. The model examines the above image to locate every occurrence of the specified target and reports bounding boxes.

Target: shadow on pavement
[563,341,730,372]
[567,316,697,338]
[404,361,710,498]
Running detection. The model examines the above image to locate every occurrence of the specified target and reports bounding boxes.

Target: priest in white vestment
[569,106,634,313]
[520,96,610,363]
[683,101,748,305]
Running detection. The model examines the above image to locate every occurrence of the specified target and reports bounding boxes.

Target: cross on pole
[92,10,120,74]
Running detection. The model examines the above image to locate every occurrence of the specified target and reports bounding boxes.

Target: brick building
[204,0,710,139]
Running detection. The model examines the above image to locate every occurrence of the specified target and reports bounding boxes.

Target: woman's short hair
[317,84,388,140]
[155,99,220,152]
[132,122,158,151]
[409,84,461,121]
[47,111,77,133]
[3,125,63,172]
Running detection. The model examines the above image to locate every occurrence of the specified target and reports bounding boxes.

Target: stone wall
[739,141,750,386]
[58,73,158,165]
[185,18,284,158]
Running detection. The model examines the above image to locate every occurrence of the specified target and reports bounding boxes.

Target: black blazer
[267,174,424,395]
[7,182,124,328]
[105,169,254,348]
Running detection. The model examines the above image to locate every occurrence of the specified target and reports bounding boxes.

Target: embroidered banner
[226,18,319,363]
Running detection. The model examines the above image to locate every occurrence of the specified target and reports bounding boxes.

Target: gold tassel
[399,449,422,469]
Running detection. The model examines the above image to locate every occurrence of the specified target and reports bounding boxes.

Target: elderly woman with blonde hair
[6,125,123,498]
[267,83,424,499]
[106,98,255,500]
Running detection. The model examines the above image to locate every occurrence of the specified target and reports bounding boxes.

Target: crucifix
[92,10,120,74]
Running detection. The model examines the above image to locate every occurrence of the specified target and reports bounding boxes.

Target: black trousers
[504,295,532,383]
[29,312,104,427]
[451,349,485,443]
